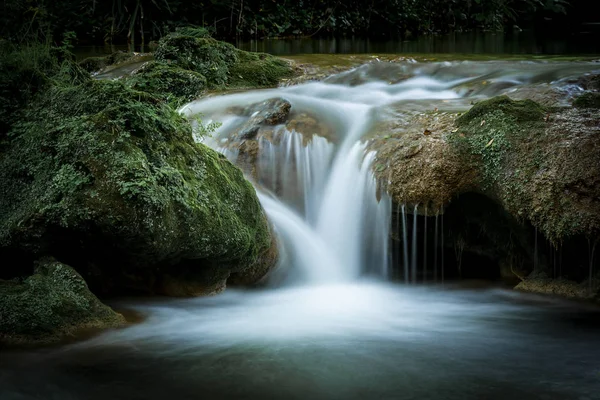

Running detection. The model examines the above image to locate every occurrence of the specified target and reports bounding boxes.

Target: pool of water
[1,283,599,400]
[73,31,600,61]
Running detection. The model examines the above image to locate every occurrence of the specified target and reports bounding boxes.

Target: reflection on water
[236,31,600,56]
[73,31,600,61]
[1,283,599,400]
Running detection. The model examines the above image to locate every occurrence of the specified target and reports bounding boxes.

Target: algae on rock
[154,33,294,89]
[0,257,125,345]
[0,69,274,295]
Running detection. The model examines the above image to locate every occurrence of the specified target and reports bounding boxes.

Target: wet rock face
[0,258,125,345]
[515,271,599,301]
[237,98,292,139]
[372,95,600,290]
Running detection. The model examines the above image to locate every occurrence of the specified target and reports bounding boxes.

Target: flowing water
[2,60,600,400]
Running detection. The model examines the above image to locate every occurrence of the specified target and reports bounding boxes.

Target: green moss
[229,50,294,88]
[126,61,207,105]
[451,96,546,189]
[171,26,212,38]
[449,95,599,242]
[0,257,124,344]
[0,73,272,291]
[573,92,600,109]
[154,34,293,89]
[155,36,238,86]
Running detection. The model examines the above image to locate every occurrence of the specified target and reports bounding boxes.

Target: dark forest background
[0,0,596,46]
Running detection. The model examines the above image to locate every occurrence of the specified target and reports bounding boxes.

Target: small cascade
[411,204,419,283]
[401,205,409,282]
[441,211,445,285]
[178,60,599,287]
[256,128,334,221]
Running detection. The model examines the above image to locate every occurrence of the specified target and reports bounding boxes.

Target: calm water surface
[74,31,600,59]
[1,283,599,400]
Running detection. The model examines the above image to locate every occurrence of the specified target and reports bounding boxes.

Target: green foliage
[155,35,238,86]
[153,34,292,89]
[127,61,207,105]
[0,42,89,140]
[0,0,576,44]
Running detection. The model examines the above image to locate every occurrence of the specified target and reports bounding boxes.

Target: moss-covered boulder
[373,96,599,241]
[573,92,600,109]
[0,257,125,345]
[451,96,600,241]
[371,96,599,293]
[127,61,207,104]
[0,76,275,295]
[154,33,294,89]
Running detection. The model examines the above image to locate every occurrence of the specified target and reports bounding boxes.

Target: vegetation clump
[127,61,207,105]
[0,257,125,345]
[573,92,600,109]
[0,44,275,296]
[154,33,293,89]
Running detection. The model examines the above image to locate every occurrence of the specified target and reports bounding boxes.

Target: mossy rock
[155,36,238,86]
[79,51,135,73]
[0,76,274,294]
[127,61,207,104]
[154,34,293,89]
[450,96,600,241]
[229,50,294,89]
[0,257,124,345]
[573,92,600,109]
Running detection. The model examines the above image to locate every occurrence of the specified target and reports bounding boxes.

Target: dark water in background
[235,31,600,56]
[74,30,600,59]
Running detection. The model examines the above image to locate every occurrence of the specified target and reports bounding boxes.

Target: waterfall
[179,61,588,286]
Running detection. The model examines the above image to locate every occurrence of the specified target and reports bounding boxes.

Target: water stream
[2,60,600,400]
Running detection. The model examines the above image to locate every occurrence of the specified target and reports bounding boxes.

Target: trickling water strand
[411,204,419,283]
[401,205,409,283]
[434,213,439,282]
[423,206,428,283]
[441,211,445,285]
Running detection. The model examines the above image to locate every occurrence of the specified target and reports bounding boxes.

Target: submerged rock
[0,257,125,345]
[237,98,292,139]
[515,271,599,301]
[79,51,146,74]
